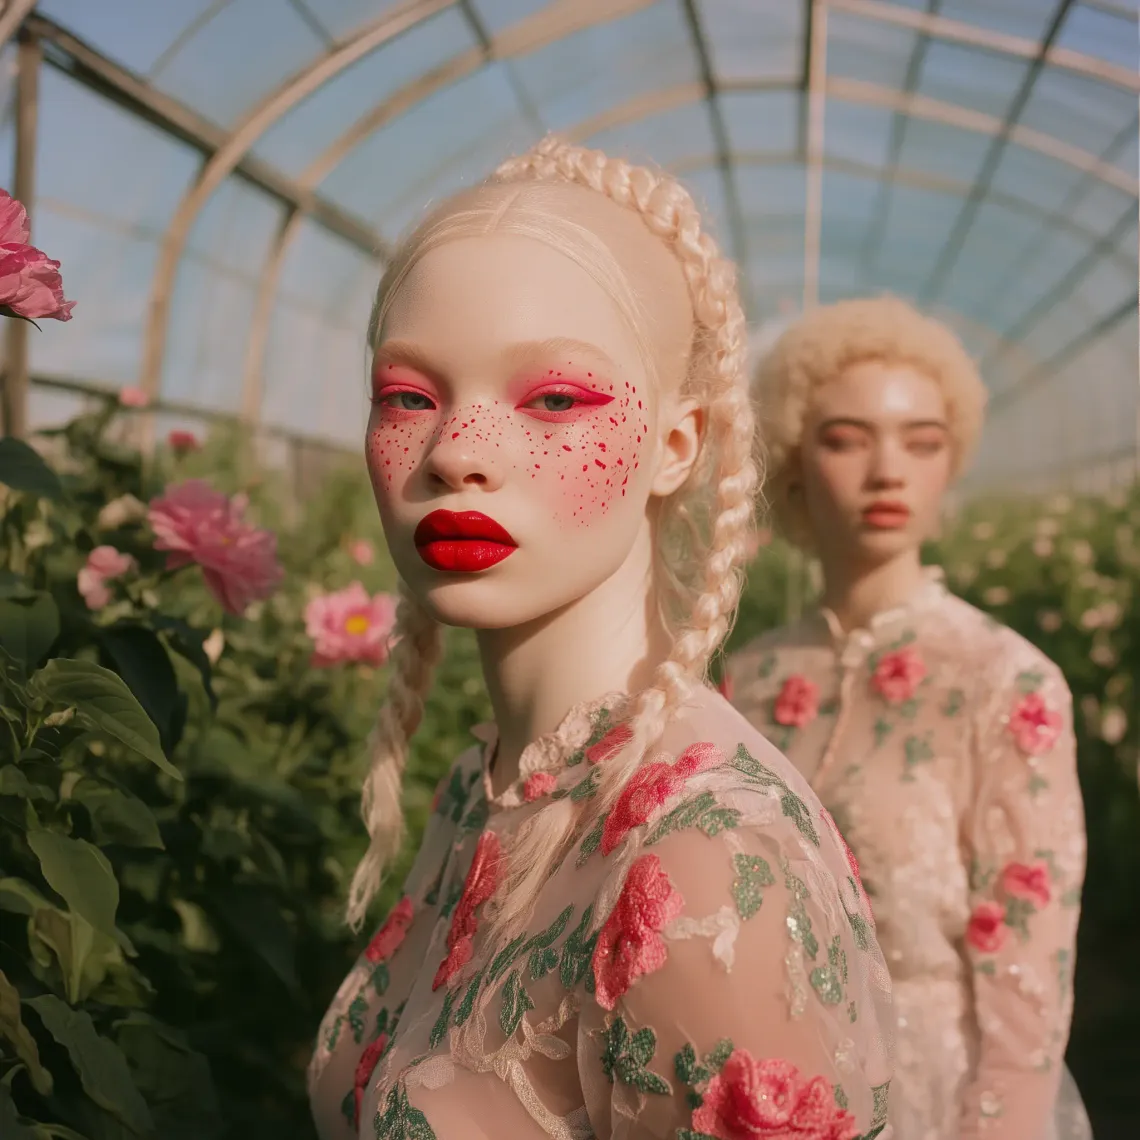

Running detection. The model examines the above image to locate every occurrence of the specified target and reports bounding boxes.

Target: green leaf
[0,969,53,1096]
[0,438,63,500]
[0,876,49,915]
[210,886,298,992]
[97,624,184,756]
[150,615,216,711]
[0,1084,36,1140]
[26,994,152,1136]
[0,765,55,800]
[29,658,181,780]
[0,594,60,671]
[68,778,164,849]
[498,971,534,1038]
[26,830,127,952]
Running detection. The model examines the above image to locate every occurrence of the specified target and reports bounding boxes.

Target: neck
[818,545,927,634]
[477,524,669,793]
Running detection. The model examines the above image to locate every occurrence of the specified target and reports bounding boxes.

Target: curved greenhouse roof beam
[0,0,37,48]
[140,0,456,406]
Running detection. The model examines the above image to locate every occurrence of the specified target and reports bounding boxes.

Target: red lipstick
[862,500,911,530]
[414,510,517,572]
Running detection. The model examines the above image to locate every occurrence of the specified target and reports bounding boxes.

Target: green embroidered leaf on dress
[499,970,535,1038]
[459,799,489,836]
[567,706,616,767]
[873,717,893,746]
[428,989,454,1049]
[871,1080,891,1127]
[488,934,528,984]
[598,1017,671,1096]
[527,904,574,979]
[560,905,597,990]
[758,652,777,679]
[730,746,820,846]
[349,993,369,1044]
[1028,772,1050,797]
[325,1014,343,1051]
[809,936,848,1005]
[371,961,390,996]
[674,1038,734,1112]
[569,771,600,801]
[644,791,742,847]
[1003,897,1035,939]
[847,908,873,952]
[1016,670,1045,693]
[783,862,820,959]
[899,697,921,721]
[676,1131,719,1140]
[440,880,464,920]
[731,853,775,920]
[818,696,840,717]
[453,970,484,1028]
[373,1084,437,1140]
[902,733,934,780]
[942,688,965,717]
[576,813,607,866]
[435,768,469,823]
[834,1083,849,1109]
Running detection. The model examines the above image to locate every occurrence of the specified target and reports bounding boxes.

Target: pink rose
[1008,692,1062,755]
[119,386,148,408]
[966,900,1007,954]
[167,429,199,453]
[523,771,557,802]
[592,854,684,1010]
[692,1051,858,1140]
[349,539,375,566]
[773,675,819,727]
[871,646,926,704]
[1000,861,1051,909]
[0,192,74,322]
[364,896,414,964]
[77,545,135,610]
[304,582,397,668]
[148,480,283,615]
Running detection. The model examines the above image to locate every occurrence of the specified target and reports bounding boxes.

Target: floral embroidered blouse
[725,570,1086,1140]
[308,682,894,1140]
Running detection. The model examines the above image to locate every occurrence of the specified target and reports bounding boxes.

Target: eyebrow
[817,416,949,431]
[374,336,618,378]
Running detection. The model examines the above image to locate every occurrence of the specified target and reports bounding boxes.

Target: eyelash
[519,384,612,422]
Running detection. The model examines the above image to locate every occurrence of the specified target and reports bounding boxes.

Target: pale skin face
[796,360,953,573]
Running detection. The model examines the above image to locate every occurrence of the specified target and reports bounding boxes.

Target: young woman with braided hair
[307,137,893,1140]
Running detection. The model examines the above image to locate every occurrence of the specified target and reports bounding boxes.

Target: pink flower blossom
[586,722,633,766]
[871,646,926,704]
[0,192,74,322]
[77,545,135,610]
[774,675,820,727]
[966,901,1007,954]
[349,539,375,566]
[1000,861,1051,909]
[352,1032,389,1125]
[600,761,682,856]
[592,854,684,1010]
[673,741,724,777]
[1008,692,1062,756]
[167,429,199,453]
[118,386,148,408]
[304,582,397,668]
[364,896,414,964]
[148,480,283,615]
[523,771,557,802]
[692,1051,858,1140]
[433,831,501,991]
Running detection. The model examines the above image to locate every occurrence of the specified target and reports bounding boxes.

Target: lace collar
[470,690,630,811]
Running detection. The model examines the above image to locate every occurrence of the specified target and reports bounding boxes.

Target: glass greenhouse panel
[719,90,799,157]
[584,101,716,171]
[820,167,883,231]
[937,0,1059,40]
[869,185,965,293]
[698,0,802,84]
[1069,179,1138,240]
[1018,66,1138,156]
[826,10,918,90]
[986,227,1094,330]
[990,142,1089,213]
[1056,1,1140,69]
[468,0,551,37]
[915,39,1031,121]
[299,0,412,42]
[1107,115,1138,174]
[734,163,807,217]
[821,99,896,171]
[895,116,993,184]
[275,218,379,318]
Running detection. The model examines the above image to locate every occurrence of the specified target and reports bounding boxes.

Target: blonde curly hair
[345,135,759,941]
[754,295,987,548]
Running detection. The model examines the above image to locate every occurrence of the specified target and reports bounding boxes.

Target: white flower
[1101,706,1128,745]
[1070,540,1094,566]
[97,493,147,529]
[1037,610,1062,633]
[985,548,1007,569]
[203,628,225,664]
[1079,608,1102,630]
[953,563,977,587]
[1090,642,1117,669]
[1032,537,1054,558]
[972,521,995,540]
[1035,517,1061,538]
[983,586,1011,606]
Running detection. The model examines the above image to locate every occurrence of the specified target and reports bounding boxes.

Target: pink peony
[1000,861,1051,909]
[0,191,74,322]
[167,429,199,453]
[523,771,557,802]
[119,386,148,408]
[147,480,283,615]
[304,582,397,668]
[692,1051,858,1140]
[774,675,820,727]
[77,545,135,610]
[364,896,414,964]
[1008,692,1062,756]
[966,901,1007,954]
[349,539,375,566]
[592,854,684,1010]
[871,646,926,704]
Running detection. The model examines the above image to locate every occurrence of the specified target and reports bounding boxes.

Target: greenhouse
[0,2,1137,1139]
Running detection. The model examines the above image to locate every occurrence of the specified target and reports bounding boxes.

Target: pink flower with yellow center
[304,582,397,668]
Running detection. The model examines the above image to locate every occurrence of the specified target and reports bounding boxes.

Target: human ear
[650,397,703,498]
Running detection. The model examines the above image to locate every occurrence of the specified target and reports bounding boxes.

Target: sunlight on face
[366,232,663,629]
[799,360,953,566]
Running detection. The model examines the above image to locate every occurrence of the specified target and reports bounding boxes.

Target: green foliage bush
[0,402,1135,1138]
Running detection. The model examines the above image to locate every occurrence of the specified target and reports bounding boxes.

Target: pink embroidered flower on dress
[692,1052,858,1140]
[586,722,633,765]
[674,741,724,777]
[592,853,684,1010]
[1000,861,1051,909]
[966,900,1007,954]
[305,582,397,668]
[871,646,926,704]
[148,480,284,615]
[522,771,557,802]
[352,1032,389,1125]
[77,545,135,610]
[1008,692,1062,755]
[364,896,414,964]
[716,672,734,701]
[0,190,75,322]
[773,675,820,727]
[433,831,502,991]
[600,761,681,856]
[167,429,199,454]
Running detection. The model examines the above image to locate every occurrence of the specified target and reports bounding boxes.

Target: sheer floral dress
[725,570,1089,1140]
[308,682,894,1139]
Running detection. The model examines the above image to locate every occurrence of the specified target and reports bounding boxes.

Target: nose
[867,438,906,488]
[424,419,502,493]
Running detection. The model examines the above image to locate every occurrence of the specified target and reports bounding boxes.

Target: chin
[852,526,917,562]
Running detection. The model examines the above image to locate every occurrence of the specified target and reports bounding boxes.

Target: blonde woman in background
[726,297,1089,1140]
[305,140,893,1140]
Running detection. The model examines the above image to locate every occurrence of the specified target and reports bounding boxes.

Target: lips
[862,501,911,530]
[413,510,517,572]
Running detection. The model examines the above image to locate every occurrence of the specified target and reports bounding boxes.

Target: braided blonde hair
[347,136,759,937]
